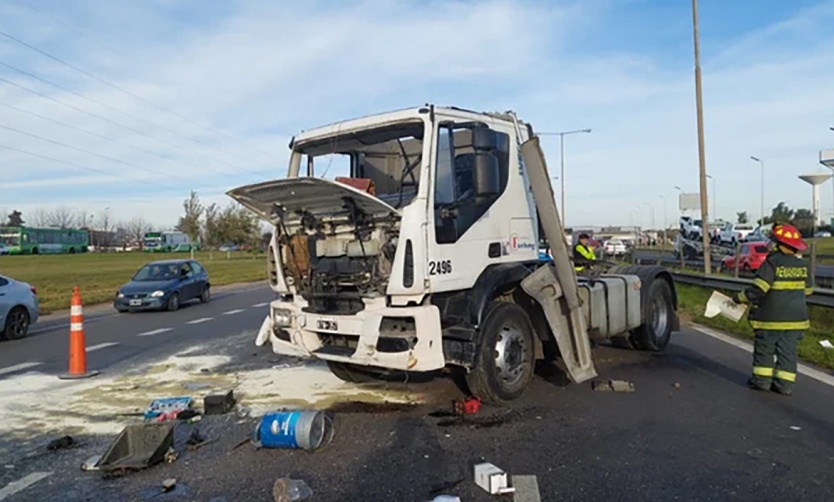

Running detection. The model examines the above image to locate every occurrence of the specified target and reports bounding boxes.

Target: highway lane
[4,325,834,501]
[0,282,275,378]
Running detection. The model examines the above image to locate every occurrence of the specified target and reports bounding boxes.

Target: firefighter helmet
[771,223,806,252]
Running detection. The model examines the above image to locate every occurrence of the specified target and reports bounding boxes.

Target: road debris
[80,455,102,471]
[98,423,175,474]
[431,496,461,502]
[164,447,178,463]
[453,397,481,415]
[162,478,177,492]
[474,462,515,495]
[255,410,331,451]
[512,475,541,502]
[673,382,681,389]
[205,390,236,415]
[790,426,802,431]
[144,396,193,422]
[592,379,635,392]
[272,478,313,502]
[819,340,833,349]
[46,435,76,451]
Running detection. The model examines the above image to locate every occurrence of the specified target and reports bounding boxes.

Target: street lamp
[538,128,592,227]
[750,156,764,225]
[706,174,716,219]
[659,195,667,248]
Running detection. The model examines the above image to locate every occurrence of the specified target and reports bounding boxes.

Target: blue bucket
[254,410,327,451]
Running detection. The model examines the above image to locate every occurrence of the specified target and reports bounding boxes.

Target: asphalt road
[2,289,834,501]
[0,282,276,378]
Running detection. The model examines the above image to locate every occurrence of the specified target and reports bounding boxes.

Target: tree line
[3,191,268,251]
[736,203,831,236]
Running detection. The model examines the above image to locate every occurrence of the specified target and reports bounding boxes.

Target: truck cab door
[426,119,537,294]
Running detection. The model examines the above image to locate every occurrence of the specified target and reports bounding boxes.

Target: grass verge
[676,283,834,371]
[0,251,267,313]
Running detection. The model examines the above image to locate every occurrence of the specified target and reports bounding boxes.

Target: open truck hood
[226,177,400,224]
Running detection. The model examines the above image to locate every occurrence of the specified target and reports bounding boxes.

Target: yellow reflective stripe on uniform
[770,281,806,290]
[753,366,774,377]
[738,290,749,304]
[749,320,811,330]
[753,278,771,292]
[805,287,814,296]
[775,370,796,382]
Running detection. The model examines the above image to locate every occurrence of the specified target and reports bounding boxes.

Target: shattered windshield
[297,121,426,208]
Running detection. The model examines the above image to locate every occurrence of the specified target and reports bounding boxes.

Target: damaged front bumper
[255,297,446,372]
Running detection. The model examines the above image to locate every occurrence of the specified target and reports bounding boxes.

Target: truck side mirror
[472,153,500,197]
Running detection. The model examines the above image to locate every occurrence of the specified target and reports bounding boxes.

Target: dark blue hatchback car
[114,259,211,312]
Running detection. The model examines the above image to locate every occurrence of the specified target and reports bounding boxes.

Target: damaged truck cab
[228,105,680,404]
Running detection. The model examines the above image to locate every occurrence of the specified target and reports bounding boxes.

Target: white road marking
[692,324,834,388]
[252,302,269,308]
[136,328,173,337]
[222,309,244,315]
[86,342,119,352]
[0,471,52,500]
[0,362,42,377]
[186,317,213,324]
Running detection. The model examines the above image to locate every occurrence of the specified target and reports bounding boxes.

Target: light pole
[692,0,711,274]
[750,156,764,225]
[706,174,716,219]
[659,195,667,248]
[538,128,592,227]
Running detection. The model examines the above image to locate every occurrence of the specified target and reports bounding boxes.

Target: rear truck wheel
[465,301,536,404]
[2,307,30,340]
[326,361,381,384]
[166,292,180,312]
[200,285,211,303]
[631,278,674,351]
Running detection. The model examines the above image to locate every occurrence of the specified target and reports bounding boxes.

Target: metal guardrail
[670,271,834,308]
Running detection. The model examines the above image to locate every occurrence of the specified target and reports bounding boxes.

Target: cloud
[0,0,833,231]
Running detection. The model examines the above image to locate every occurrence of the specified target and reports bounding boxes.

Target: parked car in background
[114,259,211,312]
[721,242,770,272]
[815,230,832,238]
[680,216,703,240]
[718,222,755,246]
[603,239,628,256]
[0,273,38,340]
[707,220,725,243]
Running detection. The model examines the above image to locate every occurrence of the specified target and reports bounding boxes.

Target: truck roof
[292,105,530,148]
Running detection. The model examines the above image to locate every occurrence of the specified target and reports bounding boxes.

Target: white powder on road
[0,347,421,438]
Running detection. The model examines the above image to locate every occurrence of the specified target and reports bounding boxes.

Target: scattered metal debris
[98,423,175,474]
[512,475,541,502]
[228,438,251,454]
[673,382,681,389]
[790,426,802,431]
[164,447,178,463]
[81,455,102,471]
[592,379,635,392]
[474,462,514,495]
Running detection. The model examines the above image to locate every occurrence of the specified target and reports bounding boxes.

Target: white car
[604,239,628,256]
[679,216,703,240]
[718,223,755,245]
[0,273,39,340]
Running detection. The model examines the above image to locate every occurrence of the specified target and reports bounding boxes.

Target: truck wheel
[466,302,535,404]
[326,361,380,384]
[631,278,674,351]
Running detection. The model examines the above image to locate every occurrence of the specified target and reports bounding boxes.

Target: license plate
[316,319,338,331]
[129,299,142,306]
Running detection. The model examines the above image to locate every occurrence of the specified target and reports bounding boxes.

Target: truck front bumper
[255,297,447,372]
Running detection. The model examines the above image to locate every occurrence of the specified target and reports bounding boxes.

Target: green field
[0,251,267,313]
[676,284,834,371]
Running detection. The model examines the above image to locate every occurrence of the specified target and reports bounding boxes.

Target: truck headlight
[273,309,292,327]
[151,290,165,297]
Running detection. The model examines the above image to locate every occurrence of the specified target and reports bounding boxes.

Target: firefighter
[732,223,813,396]
[573,233,596,272]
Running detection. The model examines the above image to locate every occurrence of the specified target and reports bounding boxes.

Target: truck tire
[631,278,674,351]
[466,301,535,404]
[326,361,380,384]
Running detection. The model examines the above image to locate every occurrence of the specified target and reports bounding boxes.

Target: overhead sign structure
[679,193,701,211]
[820,149,834,168]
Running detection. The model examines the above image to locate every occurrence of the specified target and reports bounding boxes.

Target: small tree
[203,203,221,259]
[736,211,748,224]
[6,210,24,227]
[176,191,204,259]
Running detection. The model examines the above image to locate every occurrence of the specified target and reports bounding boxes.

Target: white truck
[229,105,680,404]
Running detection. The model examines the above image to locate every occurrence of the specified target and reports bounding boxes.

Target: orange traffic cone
[58,286,100,380]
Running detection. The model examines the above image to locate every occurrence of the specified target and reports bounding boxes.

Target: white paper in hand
[704,290,747,322]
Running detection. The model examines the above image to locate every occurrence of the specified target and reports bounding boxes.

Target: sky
[1,0,833,230]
